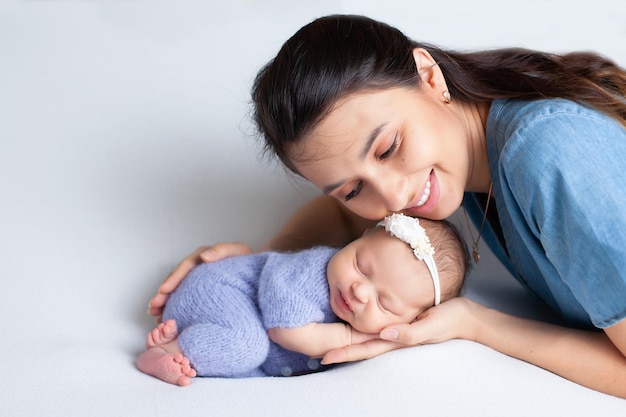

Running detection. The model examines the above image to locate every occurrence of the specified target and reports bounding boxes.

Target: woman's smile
[403,170,441,217]
[415,179,431,207]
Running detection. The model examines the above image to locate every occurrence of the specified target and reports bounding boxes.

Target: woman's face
[326,227,434,333]
[291,86,471,221]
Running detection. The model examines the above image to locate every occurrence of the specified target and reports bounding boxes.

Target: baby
[137,214,469,385]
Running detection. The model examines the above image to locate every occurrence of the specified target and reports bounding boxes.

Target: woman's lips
[405,170,438,214]
[414,179,432,207]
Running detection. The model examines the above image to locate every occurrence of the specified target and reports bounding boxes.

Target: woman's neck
[459,100,492,193]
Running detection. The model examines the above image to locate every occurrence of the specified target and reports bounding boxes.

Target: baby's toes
[180,361,193,373]
[185,367,197,378]
[162,320,178,338]
[145,330,158,348]
[177,376,192,387]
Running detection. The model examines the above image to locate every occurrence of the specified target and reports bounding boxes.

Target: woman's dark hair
[252,14,626,169]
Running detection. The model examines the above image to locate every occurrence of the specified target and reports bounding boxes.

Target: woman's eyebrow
[323,181,343,195]
[322,122,389,195]
[359,122,389,159]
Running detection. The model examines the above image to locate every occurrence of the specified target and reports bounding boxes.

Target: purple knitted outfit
[162,246,340,378]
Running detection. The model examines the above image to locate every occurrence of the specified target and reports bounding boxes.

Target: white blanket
[2,1,625,415]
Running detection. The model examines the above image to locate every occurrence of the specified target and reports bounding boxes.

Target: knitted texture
[162,246,339,377]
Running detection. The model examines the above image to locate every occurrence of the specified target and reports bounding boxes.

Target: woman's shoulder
[488,98,616,142]
[487,98,624,170]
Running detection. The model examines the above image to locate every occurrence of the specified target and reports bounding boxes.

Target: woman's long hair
[252,14,626,168]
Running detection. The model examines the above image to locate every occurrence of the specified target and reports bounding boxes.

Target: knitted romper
[162,246,340,378]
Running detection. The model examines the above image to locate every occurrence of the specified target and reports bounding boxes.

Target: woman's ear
[412,48,448,92]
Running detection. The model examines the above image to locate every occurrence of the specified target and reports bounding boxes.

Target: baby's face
[326,227,435,334]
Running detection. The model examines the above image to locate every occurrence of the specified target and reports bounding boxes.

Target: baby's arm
[268,322,379,358]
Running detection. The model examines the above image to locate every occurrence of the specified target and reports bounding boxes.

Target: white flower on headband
[377,213,434,260]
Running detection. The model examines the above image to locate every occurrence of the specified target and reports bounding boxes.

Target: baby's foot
[137,347,197,386]
[146,319,179,349]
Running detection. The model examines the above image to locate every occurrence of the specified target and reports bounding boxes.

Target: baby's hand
[349,327,380,345]
[319,326,394,365]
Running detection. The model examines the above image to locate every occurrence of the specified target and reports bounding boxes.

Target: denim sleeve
[500,107,626,328]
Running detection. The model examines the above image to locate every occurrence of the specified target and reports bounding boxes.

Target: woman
[149,15,626,397]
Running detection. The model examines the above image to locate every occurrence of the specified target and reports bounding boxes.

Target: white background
[1,1,625,416]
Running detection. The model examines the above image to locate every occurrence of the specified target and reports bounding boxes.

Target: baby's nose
[351,282,370,304]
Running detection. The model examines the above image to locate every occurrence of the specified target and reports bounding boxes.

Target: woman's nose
[372,175,408,212]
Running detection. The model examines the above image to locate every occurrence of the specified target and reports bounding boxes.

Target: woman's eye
[379,134,398,160]
[344,181,363,202]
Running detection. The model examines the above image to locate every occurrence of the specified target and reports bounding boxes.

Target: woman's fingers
[199,242,252,262]
[322,339,404,364]
[148,293,169,316]
[146,246,211,318]
[148,242,253,320]
[159,246,214,294]
[320,308,459,364]
[380,298,477,345]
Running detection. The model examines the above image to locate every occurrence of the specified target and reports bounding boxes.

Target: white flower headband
[377,213,441,306]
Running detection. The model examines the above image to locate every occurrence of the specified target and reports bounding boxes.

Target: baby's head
[327,214,469,334]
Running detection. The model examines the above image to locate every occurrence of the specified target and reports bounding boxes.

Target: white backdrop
[1,1,625,416]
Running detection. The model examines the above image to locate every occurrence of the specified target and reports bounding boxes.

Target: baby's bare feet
[146,319,179,349]
[137,347,197,386]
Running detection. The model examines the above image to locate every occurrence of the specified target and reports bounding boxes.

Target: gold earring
[442,91,451,103]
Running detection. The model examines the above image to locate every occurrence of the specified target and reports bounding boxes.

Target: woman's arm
[267,322,381,358]
[606,319,626,358]
[261,194,376,251]
[470,301,626,399]
[324,297,626,398]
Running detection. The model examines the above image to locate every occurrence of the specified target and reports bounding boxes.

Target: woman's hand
[148,242,253,321]
[323,296,626,399]
[322,338,405,365]
[379,297,478,346]
[322,297,478,364]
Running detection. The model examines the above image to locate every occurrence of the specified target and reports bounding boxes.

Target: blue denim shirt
[465,98,626,329]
